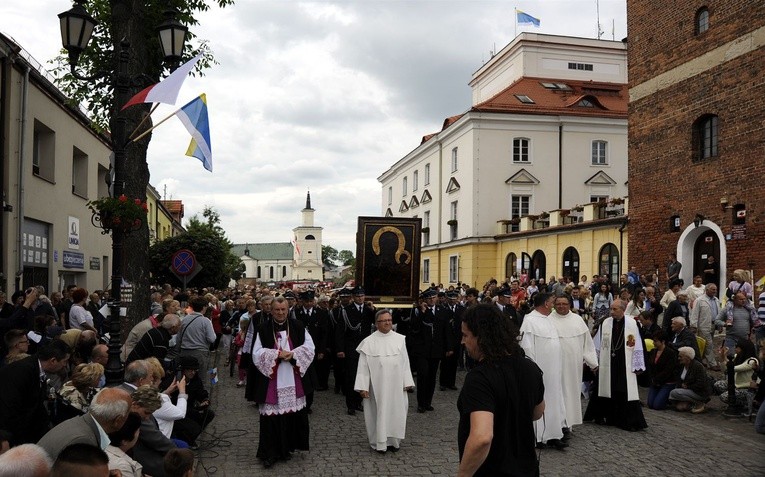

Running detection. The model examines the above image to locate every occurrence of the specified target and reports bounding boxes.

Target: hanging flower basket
[88,195,148,235]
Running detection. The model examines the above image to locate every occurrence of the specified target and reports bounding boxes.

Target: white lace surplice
[253,328,314,415]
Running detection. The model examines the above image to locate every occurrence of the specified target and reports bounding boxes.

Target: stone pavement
[194,352,764,476]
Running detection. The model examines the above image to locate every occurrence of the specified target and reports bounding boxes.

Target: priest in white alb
[550,294,598,434]
[519,292,568,450]
[354,309,415,453]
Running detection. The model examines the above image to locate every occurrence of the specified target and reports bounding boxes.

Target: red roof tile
[472,77,627,118]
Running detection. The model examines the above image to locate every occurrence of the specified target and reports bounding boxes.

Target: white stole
[595,317,643,401]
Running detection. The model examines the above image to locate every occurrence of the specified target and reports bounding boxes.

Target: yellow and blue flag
[176,94,212,172]
[517,10,541,27]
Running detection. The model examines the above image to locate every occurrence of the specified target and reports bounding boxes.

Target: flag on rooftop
[121,53,202,110]
[175,94,212,172]
[516,10,541,27]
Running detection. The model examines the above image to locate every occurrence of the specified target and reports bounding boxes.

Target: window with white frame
[402,176,408,196]
[511,195,530,232]
[387,186,392,205]
[424,163,430,185]
[33,119,55,182]
[451,147,458,172]
[449,201,458,240]
[513,138,530,163]
[413,170,418,192]
[449,255,459,282]
[422,258,430,283]
[592,140,608,165]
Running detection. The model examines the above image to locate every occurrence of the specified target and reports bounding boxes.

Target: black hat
[299,290,315,301]
[437,291,446,298]
[283,290,296,299]
[420,289,437,299]
[352,286,365,296]
[498,287,513,297]
[179,356,200,370]
[338,288,352,297]
[446,290,459,299]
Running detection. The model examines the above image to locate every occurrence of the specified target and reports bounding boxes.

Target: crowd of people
[0,258,762,475]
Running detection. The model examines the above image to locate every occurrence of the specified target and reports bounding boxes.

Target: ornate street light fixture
[58,0,187,384]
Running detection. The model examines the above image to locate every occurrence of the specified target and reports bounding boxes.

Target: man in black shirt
[457,304,544,477]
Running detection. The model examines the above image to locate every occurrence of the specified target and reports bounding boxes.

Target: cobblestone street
[194,352,764,476]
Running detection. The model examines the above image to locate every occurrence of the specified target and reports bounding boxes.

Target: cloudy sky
[2,0,626,252]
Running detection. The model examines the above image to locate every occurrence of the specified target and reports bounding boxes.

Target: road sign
[171,249,196,276]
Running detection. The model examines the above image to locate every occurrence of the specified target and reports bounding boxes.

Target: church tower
[292,190,324,280]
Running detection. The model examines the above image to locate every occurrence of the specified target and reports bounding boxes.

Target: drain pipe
[618,217,629,279]
[14,61,29,291]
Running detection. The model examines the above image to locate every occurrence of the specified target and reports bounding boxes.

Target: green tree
[52,0,234,325]
[322,245,339,268]
[338,249,355,267]
[149,206,242,288]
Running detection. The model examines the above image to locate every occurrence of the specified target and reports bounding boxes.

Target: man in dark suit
[37,387,131,460]
[496,287,521,329]
[329,288,353,395]
[668,316,700,361]
[409,289,454,413]
[295,291,331,402]
[663,291,690,334]
[0,340,70,445]
[335,286,374,415]
[439,290,464,391]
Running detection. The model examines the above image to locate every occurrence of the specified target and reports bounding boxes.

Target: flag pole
[128,103,160,140]
[131,105,182,143]
[129,103,160,139]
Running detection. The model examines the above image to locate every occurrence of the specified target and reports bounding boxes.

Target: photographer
[172,357,215,431]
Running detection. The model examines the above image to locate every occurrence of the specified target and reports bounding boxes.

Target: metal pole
[105,40,131,385]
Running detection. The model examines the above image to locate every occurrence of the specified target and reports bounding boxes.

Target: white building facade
[378,34,628,287]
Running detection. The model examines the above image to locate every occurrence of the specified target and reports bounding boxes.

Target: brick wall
[627,4,765,285]
[627,1,765,86]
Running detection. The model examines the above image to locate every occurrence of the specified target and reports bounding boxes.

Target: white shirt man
[519,293,567,449]
[689,284,720,368]
[354,310,415,453]
[550,296,598,430]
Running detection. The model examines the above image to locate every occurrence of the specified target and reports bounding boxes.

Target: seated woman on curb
[668,346,711,413]
[714,339,758,411]
[646,330,678,410]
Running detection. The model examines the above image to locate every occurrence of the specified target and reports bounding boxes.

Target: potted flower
[509,217,521,225]
[538,212,550,220]
[447,219,458,226]
[88,194,148,234]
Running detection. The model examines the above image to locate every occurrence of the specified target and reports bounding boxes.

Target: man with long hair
[457,304,544,476]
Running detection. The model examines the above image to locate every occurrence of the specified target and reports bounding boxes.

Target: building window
[257,266,261,278]
[269,266,274,279]
[568,62,594,71]
[424,163,430,185]
[402,177,408,196]
[282,266,287,277]
[423,210,430,246]
[590,195,609,202]
[505,252,517,280]
[511,195,530,232]
[422,258,430,283]
[413,170,419,192]
[592,140,608,165]
[515,94,535,104]
[33,119,55,182]
[562,247,580,282]
[451,147,458,172]
[513,138,530,163]
[693,114,718,160]
[71,146,88,198]
[449,201,458,240]
[388,186,392,205]
[695,8,709,35]
[449,255,459,283]
[598,243,619,281]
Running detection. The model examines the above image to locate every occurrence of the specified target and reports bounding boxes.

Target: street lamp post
[58,0,187,385]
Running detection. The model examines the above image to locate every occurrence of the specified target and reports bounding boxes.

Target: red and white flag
[292,234,301,257]
[121,53,202,110]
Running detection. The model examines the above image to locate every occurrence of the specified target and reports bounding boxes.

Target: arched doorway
[522,252,532,277]
[562,247,580,283]
[598,243,619,282]
[505,252,518,280]
[531,250,546,281]
[693,230,720,281]
[678,221,726,295]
